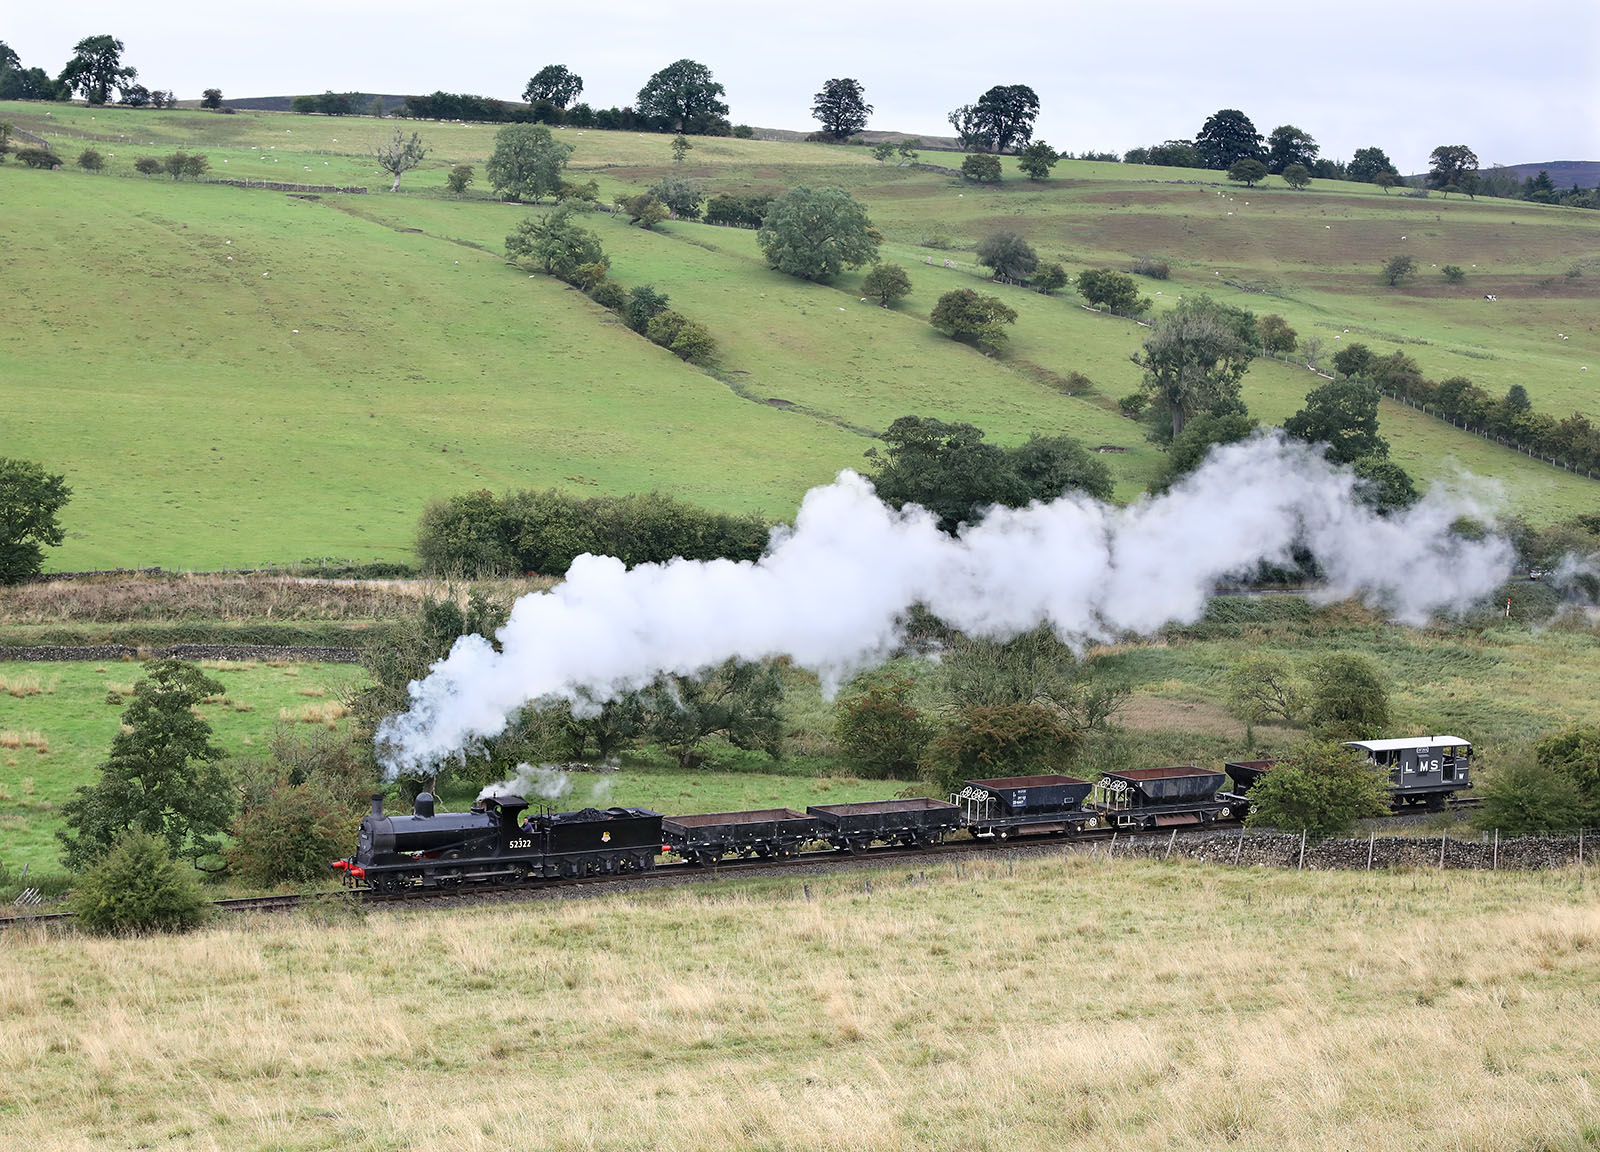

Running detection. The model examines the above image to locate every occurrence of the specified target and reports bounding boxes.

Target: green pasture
[3,101,1599,571]
[0,660,364,869]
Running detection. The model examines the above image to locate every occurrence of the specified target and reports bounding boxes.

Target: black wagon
[663,809,820,866]
[1088,766,1235,829]
[954,775,1100,838]
[806,798,962,851]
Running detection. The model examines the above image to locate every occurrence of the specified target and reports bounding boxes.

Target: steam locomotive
[333,736,1471,893]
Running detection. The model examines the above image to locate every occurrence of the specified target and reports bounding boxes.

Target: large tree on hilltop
[57,34,136,105]
[973,84,1040,152]
[1427,144,1479,189]
[811,77,872,140]
[1347,146,1395,184]
[636,59,728,134]
[523,64,582,109]
[1195,108,1264,170]
[1266,125,1319,174]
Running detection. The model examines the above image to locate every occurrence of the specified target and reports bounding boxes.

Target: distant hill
[223,93,410,114]
[1492,161,1599,189]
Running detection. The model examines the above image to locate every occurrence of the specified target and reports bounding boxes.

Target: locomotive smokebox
[415,792,436,818]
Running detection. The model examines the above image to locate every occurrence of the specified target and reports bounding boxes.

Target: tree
[445,163,474,197]
[1015,139,1058,180]
[635,59,728,134]
[811,77,871,141]
[119,83,150,108]
[756,185,879,282]
[201,87,223,109]
[1257,314,1297,359]
[57,35,135,105]
[871,140,895,163]
[58,660,234,870]
[1243,742,1391,837]
[625,285,670,333]
[1281,163,1312,190]
[374,126,428,192]
[861,262,911,307]
[16,147,62,170]
[523,64,583,109]
[961,153,1002,183]
[505,204,605,280]
[1226,654,1305,725]
[1008,434,1113,502]
[1195,108,1264,170]
[1076,268,1148,315]
[972,84,1040,152]
[976,230,1038,282]
[133,155,161,176]
[670,134,692,164]
[1305,653,1390,736]
[921,703,1082,798]
[1285,378,1387,465]
[77,148,104,172]
[1381,253,1416,287]
[1427,144,1478,189]
[0,458,71,584]
[834,670,933,779]
[1149,412,1257,493]
[1227,157,1268,187]
[648,174,703,219]
[1347,146,1395,184]
[1373,170,1399,193]
[68,831,209,935]
[1033,262,1068,294]
[930,289,1017,352]
[941,626,1126,730]
[1266,125,1319,174]
[1330,342,1373,379]
[1138,296,1257,438]
[947,104,990,152]
[486,123,571,201]
[228,784,351,887]
[1441,264,1465,284]
[1350,455,1418,515]
[639,659,783,770]
[0,41,17,72]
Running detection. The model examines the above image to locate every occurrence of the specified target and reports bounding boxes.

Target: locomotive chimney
[370,794,383,819]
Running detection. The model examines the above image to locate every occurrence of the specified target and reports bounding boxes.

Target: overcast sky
[7,0,1597,173]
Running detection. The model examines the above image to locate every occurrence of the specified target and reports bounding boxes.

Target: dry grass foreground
[2,857,1597,1152]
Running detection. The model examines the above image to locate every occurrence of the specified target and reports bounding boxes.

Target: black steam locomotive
[333,792,665,893]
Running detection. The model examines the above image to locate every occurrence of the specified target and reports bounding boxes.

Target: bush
[134,156,161,176]
[1473,755,1587,834]
[1226,654,1305,725]
[1076,268,1148,315]
[834,671,934,779]
[16,147,61,169]
[930,288,1017,352]
[704,191,774,228]
[645,308,689,348]
[861,262,911,307]
[1305,652,1390,736]
[976,231,1038,283]
[588,278,628,312]
[1033,262,1068,294]
[960,154,1002,183]
[1382,253,1416,287]
[1130,258,1170,280]
[229,785,353,887]
[1533,724,1600,821]
[414,490,515,576]
[1243,742,1391,837]
[77,148,104,172]
[1441,264,1466,284]
[68,830,209,935]
[922,703,1083,798]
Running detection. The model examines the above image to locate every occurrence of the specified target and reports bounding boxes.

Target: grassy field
[1,855,1595,1150]
[3,102,1598,569]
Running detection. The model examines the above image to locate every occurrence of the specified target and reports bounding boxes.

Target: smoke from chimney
[378,433,1514,776]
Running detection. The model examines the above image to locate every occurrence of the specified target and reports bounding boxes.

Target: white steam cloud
[478,763,572,804]
[378,433,1515,776]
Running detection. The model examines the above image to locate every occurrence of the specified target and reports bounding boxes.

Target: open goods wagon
[1090,766,1234,829]
[954,775,1101,838]
[806,798,962,851]
[663,809,816,866]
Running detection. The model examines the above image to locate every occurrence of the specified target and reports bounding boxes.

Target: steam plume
[378,433,1514,776]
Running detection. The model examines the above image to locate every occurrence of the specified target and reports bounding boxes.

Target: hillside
[3,100,1599,570]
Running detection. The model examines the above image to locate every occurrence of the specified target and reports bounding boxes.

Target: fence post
[1298,829,1307,871]
[1439,830,1447,869]
[1580,828,1585,867]
[1234,827,1244,866]
[1492,829,1499,872]
[1367,830,1374,871]
[1164,829,1176,860]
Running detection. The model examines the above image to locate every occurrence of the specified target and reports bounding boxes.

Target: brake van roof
[1344,736,1471,752]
